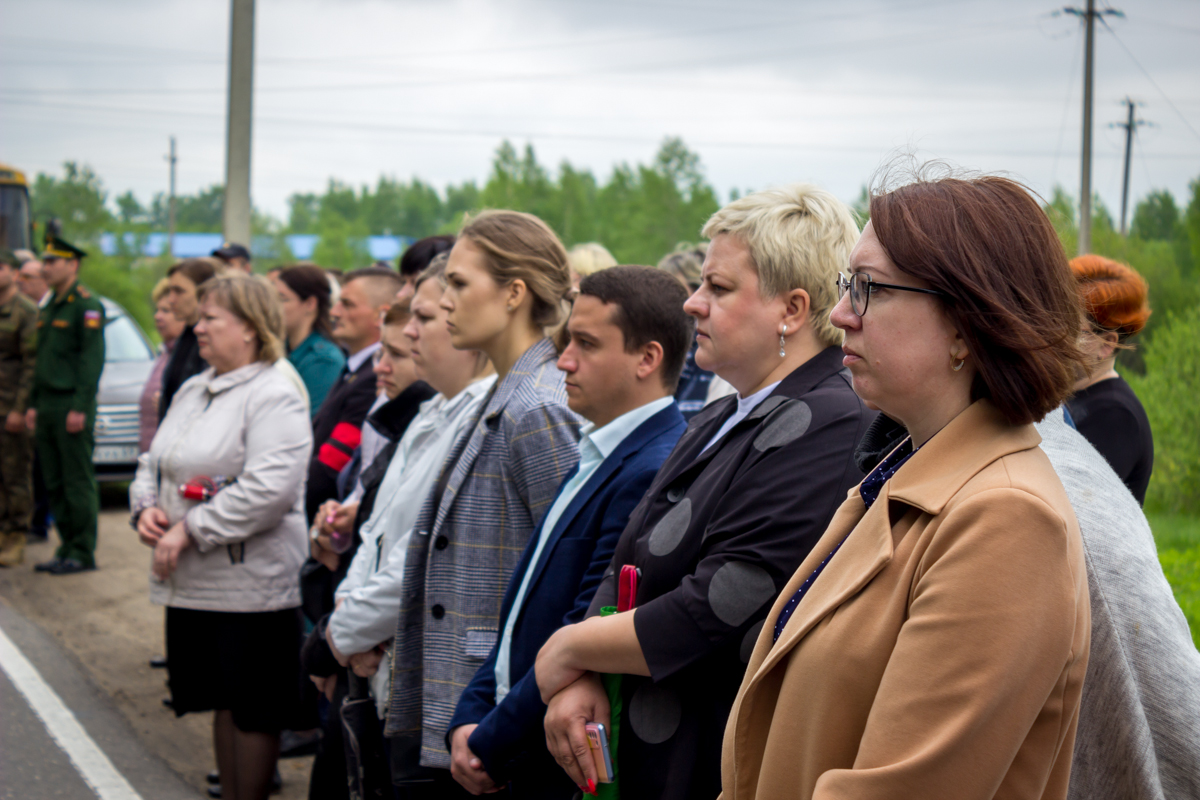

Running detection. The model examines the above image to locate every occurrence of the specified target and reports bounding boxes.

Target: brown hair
[1069,254,1150,340]
[168,257,222,288]
[869,168,1084,425]
[458,210,572,329]
[197,274,285,363]
[383,298,412,327]
[278,264,335,340]
[577,266,695,391]
[414,252,450,291]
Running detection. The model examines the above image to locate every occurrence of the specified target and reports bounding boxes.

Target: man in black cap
[212,242,252,274]
[26,235,105,575]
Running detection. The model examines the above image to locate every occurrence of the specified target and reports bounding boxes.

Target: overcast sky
[2,0,1198,226]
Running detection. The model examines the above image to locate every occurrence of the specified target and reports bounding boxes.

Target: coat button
[434,535,449,551]
[667,487,684,503]
[431,604,445,619]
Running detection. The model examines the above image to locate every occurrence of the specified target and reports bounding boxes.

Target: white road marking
[0,625,143,800]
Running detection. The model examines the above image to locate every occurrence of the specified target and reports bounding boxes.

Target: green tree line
[26,147,1200,517]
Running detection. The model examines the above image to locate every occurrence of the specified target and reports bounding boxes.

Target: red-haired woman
[1065,255,1154,504]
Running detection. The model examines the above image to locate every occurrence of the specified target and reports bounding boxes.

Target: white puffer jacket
[130,361,312,612]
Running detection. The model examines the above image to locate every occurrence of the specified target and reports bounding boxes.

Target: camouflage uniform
[32,279,105,569]
[0,289,37,565]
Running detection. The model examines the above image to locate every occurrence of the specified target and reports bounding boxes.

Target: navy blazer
[449,402,687,796]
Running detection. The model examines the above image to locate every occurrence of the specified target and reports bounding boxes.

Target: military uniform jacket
[587,346,874,800]
[0,290,38,415]
[31,280,105,412]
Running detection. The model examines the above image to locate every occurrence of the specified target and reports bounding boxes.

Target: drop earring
[779,324,787,358]
[952,357,965,371]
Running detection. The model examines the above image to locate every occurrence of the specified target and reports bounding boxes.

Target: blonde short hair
[701,184,859,347]
[568,242,617,278]
[197,274,285,363]
[151,277,171,303]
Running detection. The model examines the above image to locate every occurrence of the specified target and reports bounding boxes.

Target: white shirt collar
[582,395,675,461]
[345,341,381,374]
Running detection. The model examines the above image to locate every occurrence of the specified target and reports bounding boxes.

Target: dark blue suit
[448,403,686,798]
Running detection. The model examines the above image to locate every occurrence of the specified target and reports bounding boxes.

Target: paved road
[0,497,313,799]
[0,598,197,800]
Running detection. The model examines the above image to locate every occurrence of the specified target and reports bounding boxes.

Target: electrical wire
[1102,21,1200,144]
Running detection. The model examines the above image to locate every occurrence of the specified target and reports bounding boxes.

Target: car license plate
[94,444,138,463]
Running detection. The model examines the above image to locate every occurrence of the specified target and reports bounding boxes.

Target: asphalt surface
[0,598,196,800]
[0,485,314,799]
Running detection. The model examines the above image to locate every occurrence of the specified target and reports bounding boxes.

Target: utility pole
[222,0,255,248]
[1112,98,1147,236]
[1063,1,1123,254]
[166,136,177,258]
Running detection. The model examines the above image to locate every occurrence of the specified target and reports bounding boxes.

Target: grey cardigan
[130,361,312,612]
[385,338,582,769]
[1035,412,1200,800]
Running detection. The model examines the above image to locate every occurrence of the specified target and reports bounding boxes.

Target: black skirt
[166,606,303,733]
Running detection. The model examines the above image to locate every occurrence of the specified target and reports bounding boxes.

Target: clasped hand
[139,509,192,582]
[153,523,192,581]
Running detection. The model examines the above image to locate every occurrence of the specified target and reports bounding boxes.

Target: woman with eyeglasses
[536,185,873,800]
[720,169,1091,800]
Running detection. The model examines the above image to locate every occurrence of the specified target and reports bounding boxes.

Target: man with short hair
[17,257,49,307]
[26,236,105,575]
[306,266,401,522]
[448,265,692,798]
[211,242,252,273]
[0,249,39,565]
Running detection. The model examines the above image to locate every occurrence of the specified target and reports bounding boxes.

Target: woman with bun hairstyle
[721,168,1090,800]
[385,210,582,797]
[273,265,345,414]
[1065,255,1154,504]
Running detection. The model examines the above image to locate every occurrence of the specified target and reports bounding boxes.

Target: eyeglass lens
[836,272,868,316]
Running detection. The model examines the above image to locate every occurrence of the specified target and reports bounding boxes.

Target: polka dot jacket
[586,346,876,800]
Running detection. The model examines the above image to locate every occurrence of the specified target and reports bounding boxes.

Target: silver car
[93,297,155,481]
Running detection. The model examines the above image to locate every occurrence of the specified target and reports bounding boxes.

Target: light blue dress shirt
[493,395,675,701]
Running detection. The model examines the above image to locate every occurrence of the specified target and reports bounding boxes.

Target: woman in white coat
[130,274,312,800]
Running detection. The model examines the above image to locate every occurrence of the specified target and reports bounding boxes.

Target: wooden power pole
[222,0,255,248]
[1063,1,1123,254]
[1112,98,1147,236]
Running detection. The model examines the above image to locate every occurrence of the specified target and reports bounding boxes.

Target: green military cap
[0,247,18,267]
[42,235,87,261]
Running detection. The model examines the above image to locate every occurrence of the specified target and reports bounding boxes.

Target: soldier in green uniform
[26,236,105,575]
[0,248,38,566]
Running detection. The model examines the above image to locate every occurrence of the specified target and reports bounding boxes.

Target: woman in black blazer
[535,184,875,800]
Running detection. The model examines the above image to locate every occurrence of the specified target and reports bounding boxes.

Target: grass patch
[1147,512,1200,552]
[1147,512,1200,650]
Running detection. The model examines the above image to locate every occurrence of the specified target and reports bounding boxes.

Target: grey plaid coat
[384,338,582,770]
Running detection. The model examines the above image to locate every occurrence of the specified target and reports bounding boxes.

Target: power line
[1102,20,1200,144]
[0,13,1036,97]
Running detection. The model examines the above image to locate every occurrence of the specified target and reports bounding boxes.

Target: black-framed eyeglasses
[835,271,948,317]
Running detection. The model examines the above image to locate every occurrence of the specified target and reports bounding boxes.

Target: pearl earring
[779,324,787,358]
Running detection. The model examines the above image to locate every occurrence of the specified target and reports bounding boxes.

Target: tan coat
[721,400,1090,800]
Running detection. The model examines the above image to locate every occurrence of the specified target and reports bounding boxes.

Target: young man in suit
[306,266,401,522]
[447,266,693,798]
